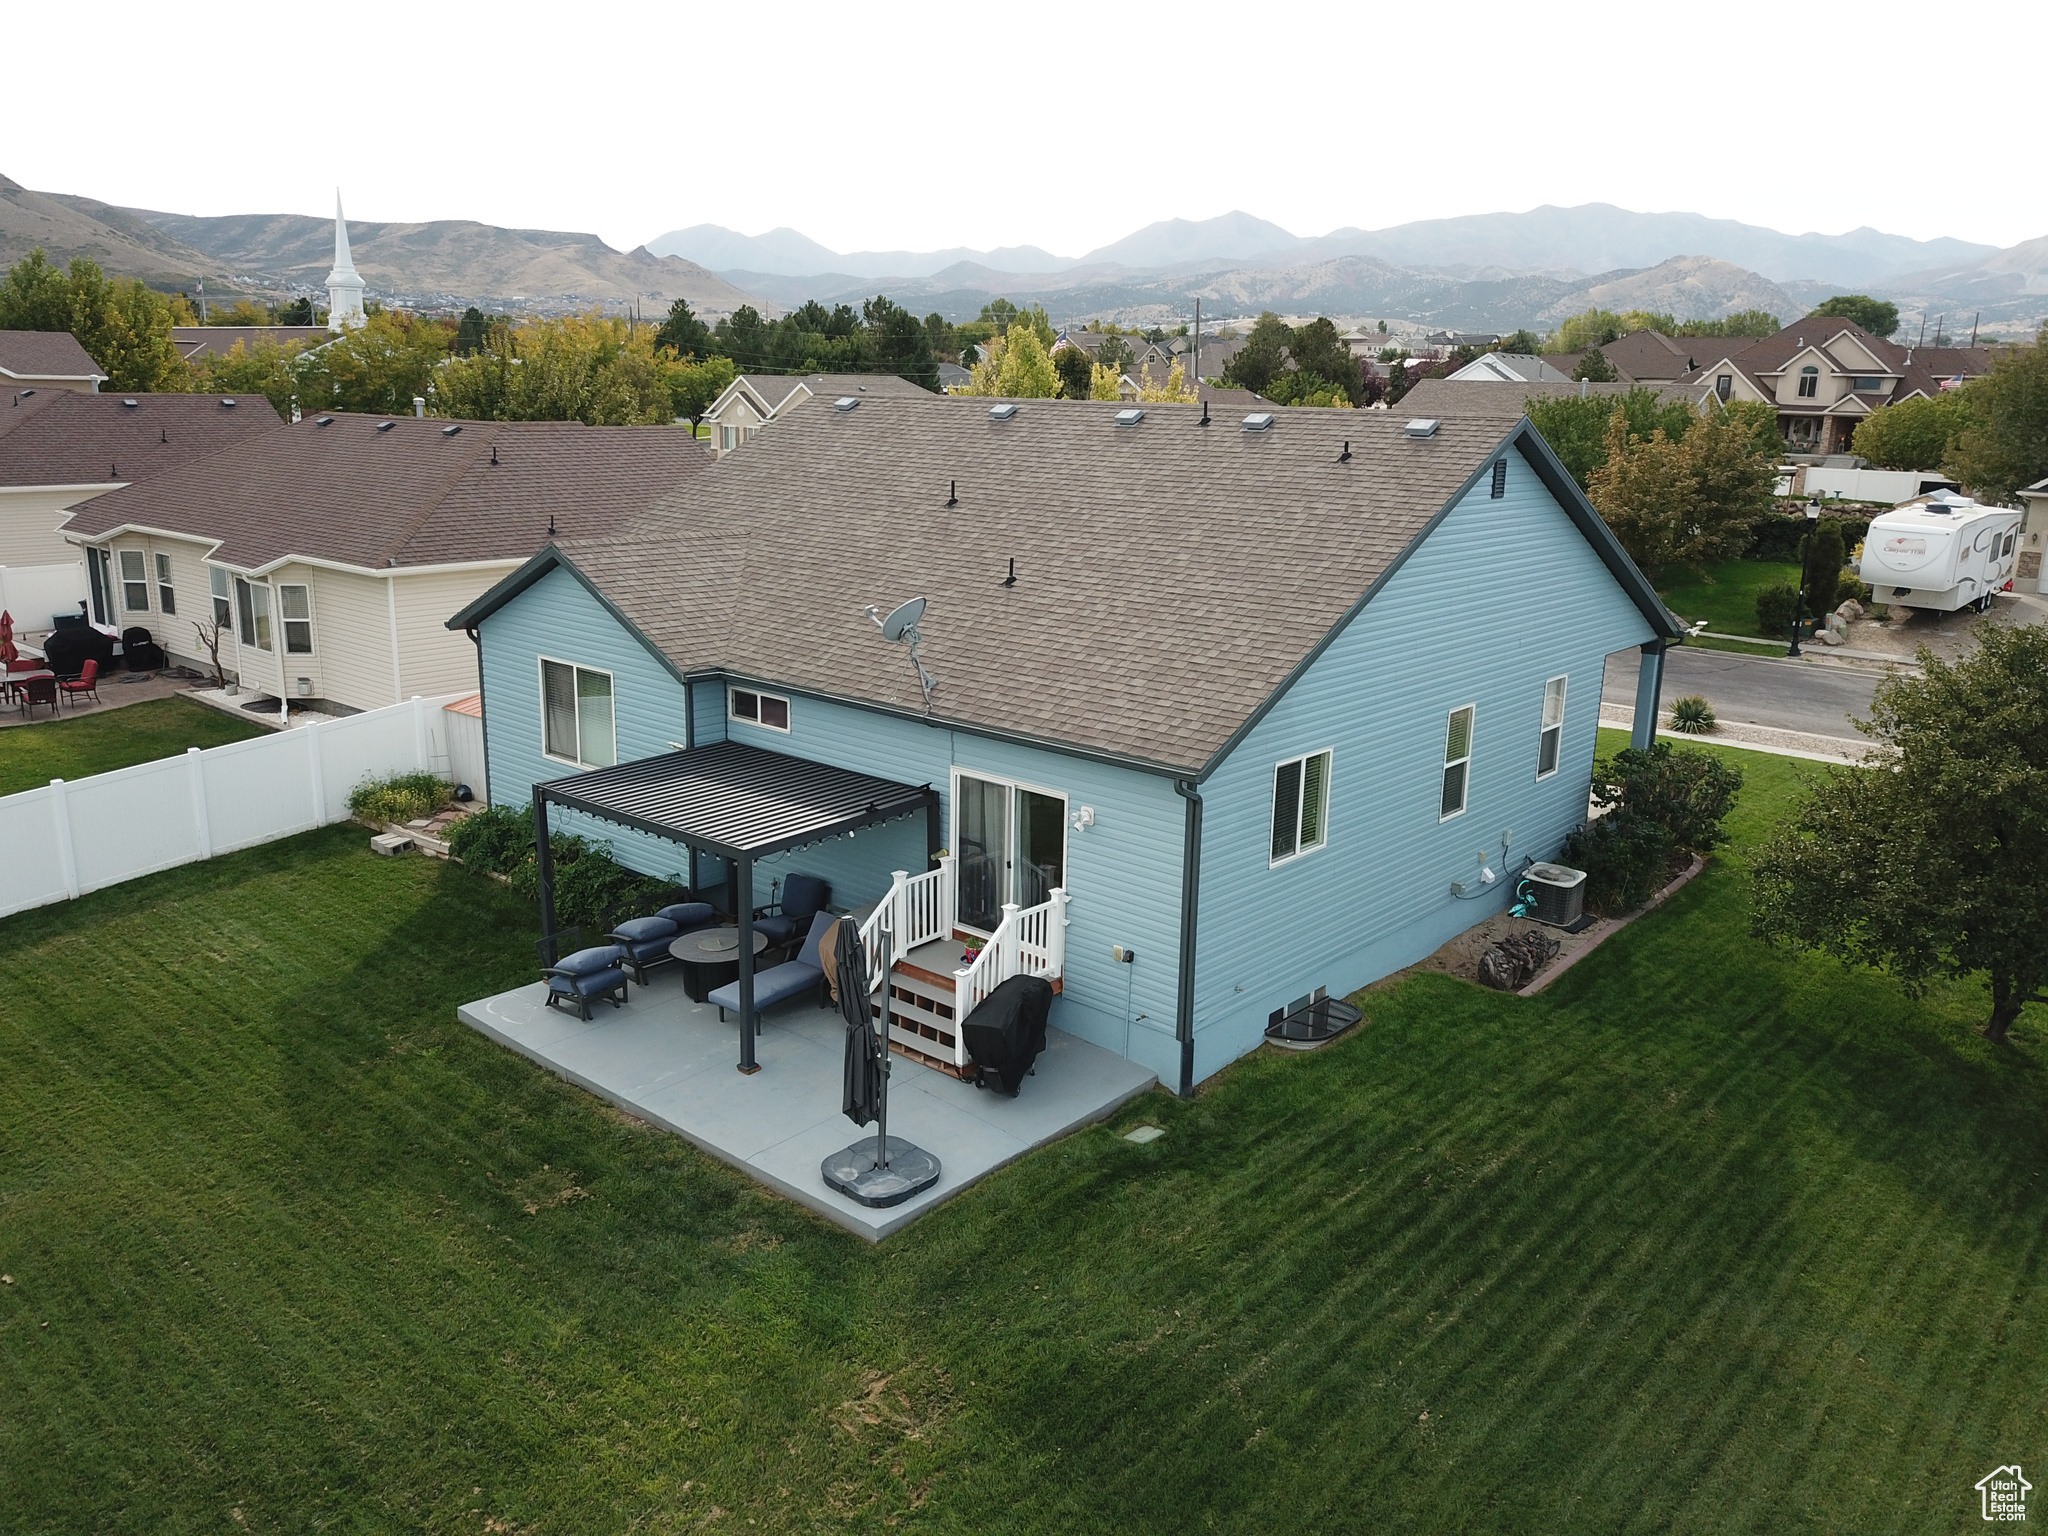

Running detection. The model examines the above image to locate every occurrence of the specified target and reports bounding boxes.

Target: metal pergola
[533,740,941,1073]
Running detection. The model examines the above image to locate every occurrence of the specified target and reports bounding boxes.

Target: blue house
[449,396,1681,1093]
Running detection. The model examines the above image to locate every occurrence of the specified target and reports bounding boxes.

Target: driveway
[1603,647,1884,739]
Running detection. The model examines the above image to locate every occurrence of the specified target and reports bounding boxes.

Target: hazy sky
[12,0,2043,255]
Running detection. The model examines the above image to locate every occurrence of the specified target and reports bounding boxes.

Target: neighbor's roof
[0,329,106,382]
[65,412,712,574]
[735,371,934,416]
[172,325,331,361]
[1394,378,1673,417]
[455,395,1677,776]
[0,389,286,489]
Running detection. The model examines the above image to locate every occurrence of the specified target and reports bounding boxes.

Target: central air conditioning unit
[1522,862,1587,928]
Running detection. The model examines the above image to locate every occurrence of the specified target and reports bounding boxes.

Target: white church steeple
[325,191,366,332]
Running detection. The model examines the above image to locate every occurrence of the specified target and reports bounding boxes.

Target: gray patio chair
[541,944,629,1020]
[710,910,837,1021]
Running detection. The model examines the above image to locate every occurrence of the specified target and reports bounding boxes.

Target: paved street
[1602,646,1886,739]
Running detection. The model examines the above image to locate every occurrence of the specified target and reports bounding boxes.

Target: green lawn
[2,736,2043,1532]
[0,695,269,797]
[1658,558,1803,637]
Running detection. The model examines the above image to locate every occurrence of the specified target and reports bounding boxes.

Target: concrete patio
[458,973,1157,1240]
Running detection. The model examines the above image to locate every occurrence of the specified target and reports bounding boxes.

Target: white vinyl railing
[0,692,463,921]
[856,858,954,989]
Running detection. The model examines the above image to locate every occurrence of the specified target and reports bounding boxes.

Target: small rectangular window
[1270,749,1332,865]
[234,577,271,650]
[540,658,615,768]
[1536,675,1567,779]
[1490,457,1507,498]
[279,583,313,654]
[729,686,790,732]
[119,548,149,611]
[1441,705,1475,820]
[155,552,176,614]
[1715,374,1732,402]
[209,566,231,627]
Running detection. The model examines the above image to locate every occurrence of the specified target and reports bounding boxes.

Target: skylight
[314,415,334,426]
[442,424,462,436]
[220,398,237,408]
[376,421,396,432]
[1115,408,1145,427]
[122,398,139,408]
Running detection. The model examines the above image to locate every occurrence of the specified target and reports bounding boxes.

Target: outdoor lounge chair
[606,900,717,986]
[710,910,837,1021]
[541,944,629,1020]
[752,873,830,954]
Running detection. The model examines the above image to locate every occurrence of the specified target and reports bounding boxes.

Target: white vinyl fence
[0,561,87,630]
[0,693,464,921]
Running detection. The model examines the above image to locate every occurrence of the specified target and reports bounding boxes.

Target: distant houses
[700,372,933,455]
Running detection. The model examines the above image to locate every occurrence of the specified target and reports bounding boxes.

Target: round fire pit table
[669,926,770,1003]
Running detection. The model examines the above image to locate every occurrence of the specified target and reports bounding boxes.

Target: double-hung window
[154,553,176,614]
[119,549,150,611]
[1536,676,1567,779]
[541,658,616,768]
[279,583,313,654]
[209,566,231,627]
[235,577,272,650]
[729,686,790,731]
[1441,705,1475,819]
[1270,749,1332,865]
[1796,366,1819,399]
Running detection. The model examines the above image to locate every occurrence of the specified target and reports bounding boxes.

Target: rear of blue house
[455,397,1678,1092]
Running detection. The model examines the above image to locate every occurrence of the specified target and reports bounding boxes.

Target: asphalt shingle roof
[555,396,1533,774]
[0,389,286,489]
[64,413,713,573]
[0,329,105,381]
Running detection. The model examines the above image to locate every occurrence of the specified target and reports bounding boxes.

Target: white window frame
[1440,704,1476,821]
[538,656,616,770]
[947,765,1070,933]
[208,565,231,628]
[154,552,176,615]
[1269,748,1334,868]
[278,582,315,656]
[1536,675,1567,781]
[118,548,150,612]
[1796,366,1819,399]
[728,685,791,733]
[234,576,273,651]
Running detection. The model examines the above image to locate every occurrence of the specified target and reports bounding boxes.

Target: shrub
[1835,572,1871,607]
[1563,810,1671,916]
[446,803,532,875]
[349,771,452,825]
[1805,521,1845,617]
[1592,741,1744,856]
[1747,512,1870,562]
[1669,695,1716,733]
[503,830,663,932]
[1755,581,1801,636]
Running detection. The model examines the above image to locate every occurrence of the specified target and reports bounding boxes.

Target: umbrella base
[821,1136,941,1207]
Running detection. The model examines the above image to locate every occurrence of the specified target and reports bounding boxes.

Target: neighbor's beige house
[699,372,933,456]
[63,412,713,712]
[0,330,108,395]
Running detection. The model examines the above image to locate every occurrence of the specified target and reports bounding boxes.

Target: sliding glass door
[953,773,1067,933]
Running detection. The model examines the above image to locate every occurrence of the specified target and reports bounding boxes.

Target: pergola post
[532,786,560,965]
[735,854,759,1074]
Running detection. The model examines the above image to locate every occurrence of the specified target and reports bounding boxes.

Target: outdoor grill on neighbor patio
[533,739,940,1074]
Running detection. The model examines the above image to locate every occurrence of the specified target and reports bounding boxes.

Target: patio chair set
[538,873,839,1023]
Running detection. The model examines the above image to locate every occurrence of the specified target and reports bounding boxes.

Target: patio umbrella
[820,909,940,1209]
[835,920,881,1127]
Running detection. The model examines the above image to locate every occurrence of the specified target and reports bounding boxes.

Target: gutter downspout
[1174,777,1203,1098]
[466,623,490,806]
[385,573,402,705]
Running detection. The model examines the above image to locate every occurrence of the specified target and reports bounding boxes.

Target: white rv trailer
[1859,493,2022,614]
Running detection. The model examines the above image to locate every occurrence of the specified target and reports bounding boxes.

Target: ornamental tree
[1750,624,2048,1042]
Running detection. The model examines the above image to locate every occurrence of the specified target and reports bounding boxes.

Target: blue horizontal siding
[1188,449,1657,1080]
[478,564,1186,1081]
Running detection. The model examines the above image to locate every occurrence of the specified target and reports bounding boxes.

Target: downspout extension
[1174,778,1203,1098]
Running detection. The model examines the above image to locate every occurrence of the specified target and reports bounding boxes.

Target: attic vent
[122,398,139,408]
[441,423,462,436]
[1490,457,1508,498]
[314,415,334,426]
[833,396,859,412]
[17,388,33,397]
[988,403,1019,421]
[376,421,396,432]
[220,398,237,408]
[1241,412,1275,432]
[1403,417,1440,439]
[1114,408,1145,427]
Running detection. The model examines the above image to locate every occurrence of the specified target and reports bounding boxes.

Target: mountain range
[651,204,2000,288]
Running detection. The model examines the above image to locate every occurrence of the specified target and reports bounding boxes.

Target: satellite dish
[880,597,926,642]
